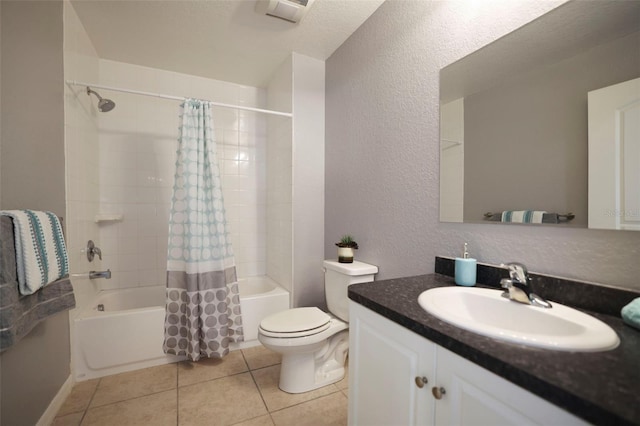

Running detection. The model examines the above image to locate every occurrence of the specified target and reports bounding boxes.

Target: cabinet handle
[432,386,446,399]
[415,376,428,388]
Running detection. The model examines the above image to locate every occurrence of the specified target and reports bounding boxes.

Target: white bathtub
[73,276,289,381]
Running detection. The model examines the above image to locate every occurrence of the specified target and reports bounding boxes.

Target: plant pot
[338,247,354,263]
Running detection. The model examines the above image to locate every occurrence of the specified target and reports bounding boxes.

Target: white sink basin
[418,287,619,352]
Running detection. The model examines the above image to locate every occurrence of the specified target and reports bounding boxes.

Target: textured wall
[325,0,640,290]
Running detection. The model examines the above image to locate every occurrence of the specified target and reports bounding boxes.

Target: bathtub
[73,276,289,381]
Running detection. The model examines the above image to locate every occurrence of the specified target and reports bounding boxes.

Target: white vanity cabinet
[348,301,436,425]
[348,302,588,426]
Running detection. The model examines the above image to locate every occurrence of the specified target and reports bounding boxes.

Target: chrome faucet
[89,269,111,280]
[86,240,102,262]
[500,263,551,309]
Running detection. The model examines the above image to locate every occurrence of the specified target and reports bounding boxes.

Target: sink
[418,287,619,351]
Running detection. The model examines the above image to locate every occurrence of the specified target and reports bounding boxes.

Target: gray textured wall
[325,0,640,290]
[0,2,70,425]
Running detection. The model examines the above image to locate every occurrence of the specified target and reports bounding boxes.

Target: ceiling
[70,0,386,88]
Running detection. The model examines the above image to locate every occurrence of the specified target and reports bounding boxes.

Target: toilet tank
[324,260,378,322]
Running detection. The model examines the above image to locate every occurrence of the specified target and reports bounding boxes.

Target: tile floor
[53,345,348,426]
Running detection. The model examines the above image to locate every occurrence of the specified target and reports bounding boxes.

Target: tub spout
[89,269,111,280]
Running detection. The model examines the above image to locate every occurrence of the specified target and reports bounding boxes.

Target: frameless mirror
[439,0,640,230]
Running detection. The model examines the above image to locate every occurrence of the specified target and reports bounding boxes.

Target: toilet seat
[259,307,331,338]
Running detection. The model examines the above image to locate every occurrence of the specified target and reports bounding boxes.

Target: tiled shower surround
[65,1,323,315]
[96,60,270,290]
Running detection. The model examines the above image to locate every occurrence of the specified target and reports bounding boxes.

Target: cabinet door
[434,346,588,426]
[348,302,436,426]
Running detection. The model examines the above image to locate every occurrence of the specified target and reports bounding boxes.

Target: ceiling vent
[256,0,315,24]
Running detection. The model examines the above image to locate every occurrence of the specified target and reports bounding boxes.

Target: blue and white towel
[0,210,68,295]
[501,210,547,224]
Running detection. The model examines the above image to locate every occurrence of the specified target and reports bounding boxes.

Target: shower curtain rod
[65,80,293,118]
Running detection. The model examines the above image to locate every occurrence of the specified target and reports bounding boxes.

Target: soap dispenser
[455,243,477,286]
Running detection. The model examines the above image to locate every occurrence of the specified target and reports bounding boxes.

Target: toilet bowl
[258,260,378,394]
[259,307,349,393]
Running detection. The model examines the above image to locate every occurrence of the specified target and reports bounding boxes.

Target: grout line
[239,348,250,371]
[86,387,177,410]
[247,366,271,413]
[77,377,102,425]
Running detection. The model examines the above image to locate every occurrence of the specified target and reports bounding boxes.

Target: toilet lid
[260,307,330,334]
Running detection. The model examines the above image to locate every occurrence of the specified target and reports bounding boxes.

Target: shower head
[86,87,116,112]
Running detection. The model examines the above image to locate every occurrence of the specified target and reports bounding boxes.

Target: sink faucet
[500,263,552,309]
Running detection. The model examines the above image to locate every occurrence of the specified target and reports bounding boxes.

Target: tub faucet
[500,263,551,309]
[89,269,111,280]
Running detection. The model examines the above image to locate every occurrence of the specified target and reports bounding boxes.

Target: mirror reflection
[439,0,640,229]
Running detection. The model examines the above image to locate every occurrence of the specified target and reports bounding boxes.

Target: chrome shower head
[86,87,116,112]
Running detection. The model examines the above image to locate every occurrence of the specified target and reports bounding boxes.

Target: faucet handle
[87,240,103,262]
[500,262,529,284]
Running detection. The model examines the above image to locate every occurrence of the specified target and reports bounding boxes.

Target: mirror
[439,0,640,229]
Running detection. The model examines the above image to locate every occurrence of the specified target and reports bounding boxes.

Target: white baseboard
[36,374,74,426]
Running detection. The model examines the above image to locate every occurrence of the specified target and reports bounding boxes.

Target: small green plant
[335,235,358,249]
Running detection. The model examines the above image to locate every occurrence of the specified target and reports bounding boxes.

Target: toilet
[258,260,378,394]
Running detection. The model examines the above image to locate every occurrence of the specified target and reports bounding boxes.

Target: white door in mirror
[588,77,640,231]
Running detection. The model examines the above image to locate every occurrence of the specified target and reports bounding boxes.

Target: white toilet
[258,260,378,394]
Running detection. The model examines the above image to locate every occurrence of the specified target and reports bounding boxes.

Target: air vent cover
[256,0,314,24]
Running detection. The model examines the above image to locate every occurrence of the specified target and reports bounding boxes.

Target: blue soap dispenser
[455,243,477,286]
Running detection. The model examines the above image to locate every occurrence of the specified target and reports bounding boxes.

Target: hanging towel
[0,216,75,352]
[501,210,547,224]
[0,210,69,295]
[621,298,640,331]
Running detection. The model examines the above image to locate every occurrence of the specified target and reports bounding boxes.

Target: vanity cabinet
[348,302,588,426]
[348,301,436,425]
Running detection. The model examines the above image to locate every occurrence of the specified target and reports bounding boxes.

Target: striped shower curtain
[163,99,243,361]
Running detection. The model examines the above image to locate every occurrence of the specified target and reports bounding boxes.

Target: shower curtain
[163,99,243,361]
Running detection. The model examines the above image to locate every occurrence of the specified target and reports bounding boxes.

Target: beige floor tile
[242,345,281,370]
[178,350,248,387]
[178,372,267,426]
[334,364,348,391]
[57,379,100,416]
[251,365,339,412]
[82,389,177,426]
[90,364,177,408]
[231,414,275,426]
[270,392,348,426]
[52,412,84,426]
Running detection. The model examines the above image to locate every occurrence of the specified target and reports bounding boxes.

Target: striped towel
[0,210,69,295]
[501,210,547,224]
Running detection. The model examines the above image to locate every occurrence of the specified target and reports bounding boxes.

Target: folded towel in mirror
[501,210,547,224]
[621,297,640,330]
[0,210,69,295]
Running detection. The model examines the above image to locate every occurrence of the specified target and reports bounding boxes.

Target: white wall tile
[97,59,269,287]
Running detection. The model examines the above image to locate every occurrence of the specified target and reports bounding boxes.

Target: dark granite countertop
[348,273,640,426]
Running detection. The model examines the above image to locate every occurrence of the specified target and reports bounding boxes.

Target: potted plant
[335,235,358,263]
